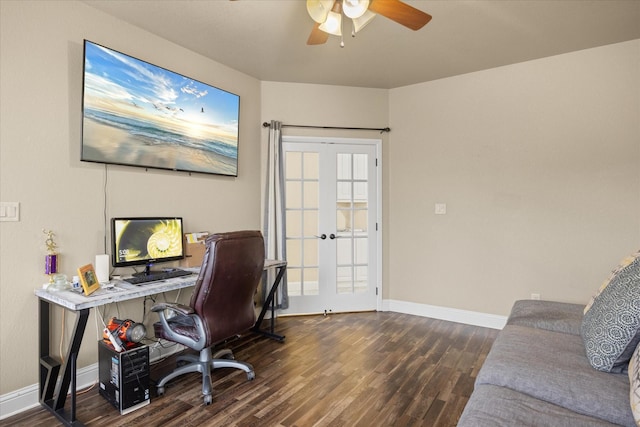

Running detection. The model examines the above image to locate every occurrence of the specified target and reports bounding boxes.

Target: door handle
[315,234,327,240]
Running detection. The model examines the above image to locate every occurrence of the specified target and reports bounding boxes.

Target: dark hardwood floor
[3,312,497,427]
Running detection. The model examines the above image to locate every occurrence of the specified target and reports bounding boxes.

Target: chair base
[156,348,255,405]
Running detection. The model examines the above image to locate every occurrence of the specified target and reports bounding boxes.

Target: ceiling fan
[307,0,432,46]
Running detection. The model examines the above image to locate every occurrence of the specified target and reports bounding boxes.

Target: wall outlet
[435,203,447,215]
[531,293,541,300]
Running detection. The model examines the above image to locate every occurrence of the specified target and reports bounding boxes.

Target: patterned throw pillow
[585,250,640,314]
[630,343,640,426]
[581,257,640,373]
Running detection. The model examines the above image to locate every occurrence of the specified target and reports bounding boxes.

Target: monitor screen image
[111,217,184,268]
[81,40,240,176]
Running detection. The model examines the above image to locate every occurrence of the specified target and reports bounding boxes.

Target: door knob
[315,234,327,240]
[329,234,336,239]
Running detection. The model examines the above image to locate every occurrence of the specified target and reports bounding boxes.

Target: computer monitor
[111,217,184,275]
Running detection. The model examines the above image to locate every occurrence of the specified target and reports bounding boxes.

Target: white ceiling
[82,0,640,89]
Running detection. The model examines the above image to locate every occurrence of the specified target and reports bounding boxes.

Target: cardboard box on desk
[180,232,209,268]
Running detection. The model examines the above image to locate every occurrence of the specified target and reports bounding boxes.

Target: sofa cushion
[630,342,640,426]
[507,300,584,335]
[581,256,640,373]
[584,250,640,314]
[458,384,622,427]
[476,325,634,426]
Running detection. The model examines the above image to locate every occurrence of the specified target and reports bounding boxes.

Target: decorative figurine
[43,229,58,283]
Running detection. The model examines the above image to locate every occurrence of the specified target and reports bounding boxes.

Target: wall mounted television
[81,40,240,176]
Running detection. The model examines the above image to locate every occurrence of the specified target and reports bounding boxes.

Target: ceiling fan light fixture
[319,10,342,36]
[352,9,376,33]
[307,0,334,24]
[342,0,369,19]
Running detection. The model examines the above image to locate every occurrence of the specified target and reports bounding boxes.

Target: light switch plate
[435,203,447,215]
[0,202,20,221]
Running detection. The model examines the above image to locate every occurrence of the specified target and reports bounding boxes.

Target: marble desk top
[36,259,286,311]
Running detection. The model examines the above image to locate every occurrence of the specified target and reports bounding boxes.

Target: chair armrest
[151,302,194,315]
[151,302,206,351]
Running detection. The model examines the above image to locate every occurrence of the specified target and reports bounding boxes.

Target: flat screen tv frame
[81,40,240,177]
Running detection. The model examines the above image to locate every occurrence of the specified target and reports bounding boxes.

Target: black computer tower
[98,341,150,415]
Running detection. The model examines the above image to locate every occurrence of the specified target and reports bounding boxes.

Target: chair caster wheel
[157,387,165,396]
[204,395,212,405]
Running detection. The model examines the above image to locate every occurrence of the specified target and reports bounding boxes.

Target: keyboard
[124,269,193,285]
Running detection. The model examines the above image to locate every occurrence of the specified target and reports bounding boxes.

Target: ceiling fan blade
[369,0,432,30]
[307,22,330,45]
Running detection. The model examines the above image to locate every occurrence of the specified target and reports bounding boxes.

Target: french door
[280,137,380,315]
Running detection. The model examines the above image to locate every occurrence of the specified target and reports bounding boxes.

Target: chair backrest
[190,230,265,347]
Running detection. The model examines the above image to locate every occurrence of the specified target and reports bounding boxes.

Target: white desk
[35,259,286,427]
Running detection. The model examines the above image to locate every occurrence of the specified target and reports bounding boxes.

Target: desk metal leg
[39,299,89,427]
[252,265,286,342]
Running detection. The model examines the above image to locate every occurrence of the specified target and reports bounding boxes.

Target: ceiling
[82,0,640,89]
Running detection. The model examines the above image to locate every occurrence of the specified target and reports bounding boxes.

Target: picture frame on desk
[78,263,100,296]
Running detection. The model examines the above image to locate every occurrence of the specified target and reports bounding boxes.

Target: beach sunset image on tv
[81,40,240,176]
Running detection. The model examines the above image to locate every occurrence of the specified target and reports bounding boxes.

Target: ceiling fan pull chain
[340,12,345,47]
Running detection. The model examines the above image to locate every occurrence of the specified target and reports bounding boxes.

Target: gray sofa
[458,300,636,426]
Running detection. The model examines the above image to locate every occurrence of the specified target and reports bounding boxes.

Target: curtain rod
[262,122,390,133]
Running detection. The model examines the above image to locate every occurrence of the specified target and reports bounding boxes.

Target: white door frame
[282,135,383,311]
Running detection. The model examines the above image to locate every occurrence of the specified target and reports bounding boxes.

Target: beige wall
[0,1,262,394]
[388,40,640,315]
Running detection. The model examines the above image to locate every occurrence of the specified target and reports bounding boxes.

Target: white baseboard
[0,362,99,420]
[383,299,507,330]
[0,341,183,421]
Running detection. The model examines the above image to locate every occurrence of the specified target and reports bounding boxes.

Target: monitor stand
[132,263,158,278]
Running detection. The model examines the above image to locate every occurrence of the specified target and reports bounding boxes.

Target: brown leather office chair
[151,230,265,405]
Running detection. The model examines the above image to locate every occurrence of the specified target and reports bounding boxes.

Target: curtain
[262,120,288,309]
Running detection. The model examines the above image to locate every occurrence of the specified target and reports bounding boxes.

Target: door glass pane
[354,209,367,232]
[354,237,368,264]
[336,237,352,265]
[303,268,319,295]
[337,182,351,201]
[353,182,367,200]
[337,208,351,233]
[353,154,368,180]
[303,239,318,265]
[337,266,353,294]
[286,181,302,209]
[304,153,319,179]
[303,210,318,237]
[286,152,302,179]
[337,153,352,180]
[303,181,318,209]
[286,211,302,238]
[288,268,301,296]
[286,239,301,266]
[355,266,368,293]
